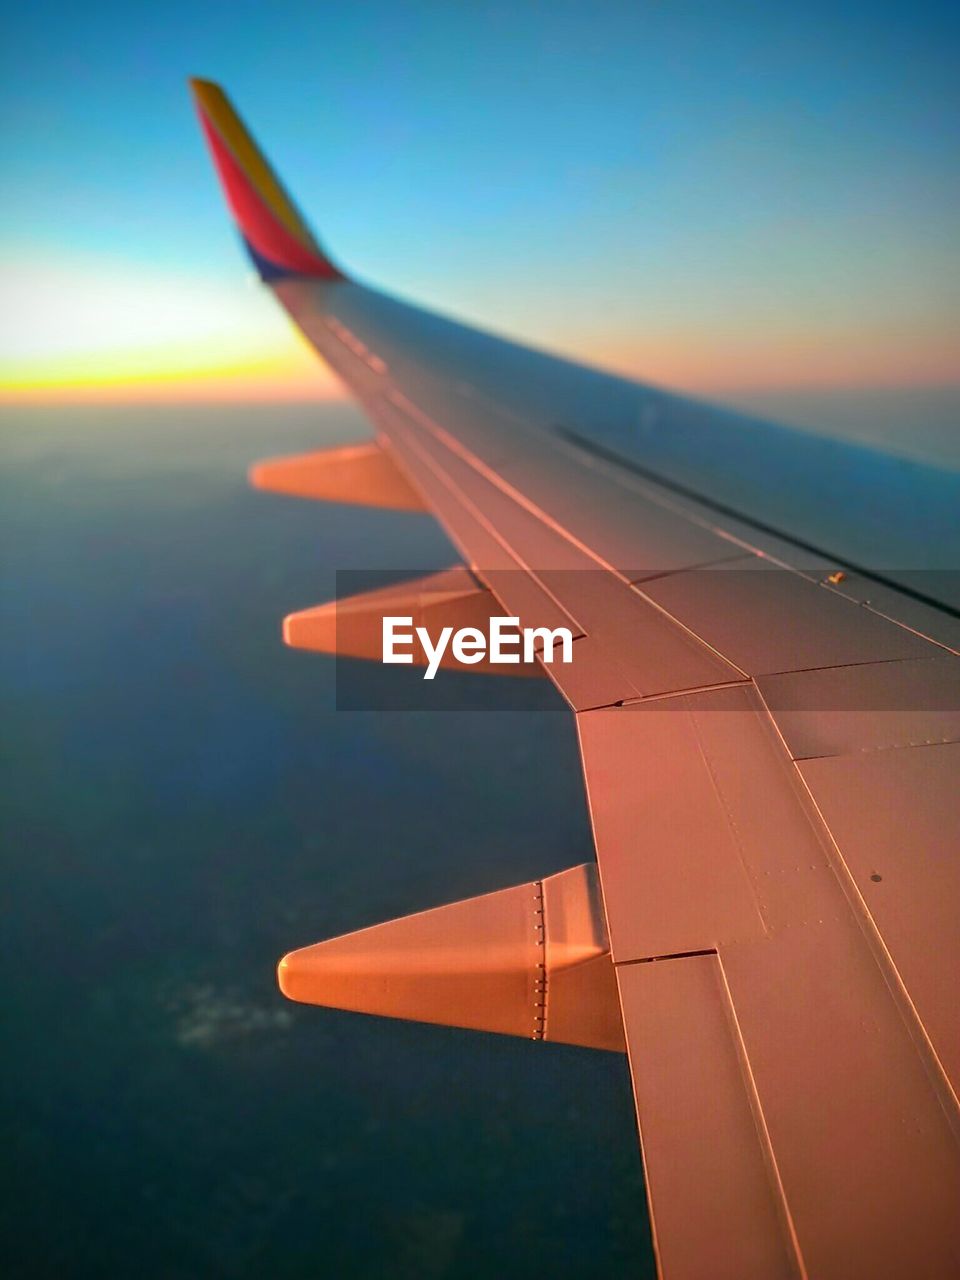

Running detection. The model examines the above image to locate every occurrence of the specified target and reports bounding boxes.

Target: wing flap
[799,742,960,1102]
[618,953,800,1280]
[581,685,960,1277]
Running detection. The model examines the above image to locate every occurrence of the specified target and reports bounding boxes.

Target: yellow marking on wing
[190,78,318,252]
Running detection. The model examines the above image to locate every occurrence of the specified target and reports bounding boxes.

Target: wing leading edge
[190,81,960,1280]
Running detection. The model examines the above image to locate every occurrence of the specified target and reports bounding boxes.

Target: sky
[1,0,958,403]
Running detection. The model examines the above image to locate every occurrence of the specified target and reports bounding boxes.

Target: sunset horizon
[4,3,957,413]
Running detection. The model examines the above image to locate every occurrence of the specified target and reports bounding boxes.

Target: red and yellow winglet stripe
[190,79,343,282]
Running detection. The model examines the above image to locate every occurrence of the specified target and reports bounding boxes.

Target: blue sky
[2,0,958,397]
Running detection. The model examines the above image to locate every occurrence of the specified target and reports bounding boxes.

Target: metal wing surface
[191,80,960,1279]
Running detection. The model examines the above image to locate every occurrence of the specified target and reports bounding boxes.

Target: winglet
[189,78,344,282]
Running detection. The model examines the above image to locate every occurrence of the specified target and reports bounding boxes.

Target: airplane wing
[190,80,960,1279]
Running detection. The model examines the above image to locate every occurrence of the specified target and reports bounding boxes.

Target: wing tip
[188,75,345,283]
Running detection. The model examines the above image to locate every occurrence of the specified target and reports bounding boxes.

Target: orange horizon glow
[572,326,960,397]
[5,331,957,406]
[0,350,343,404]
[0,253,343,405]
[3,251,956,406]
